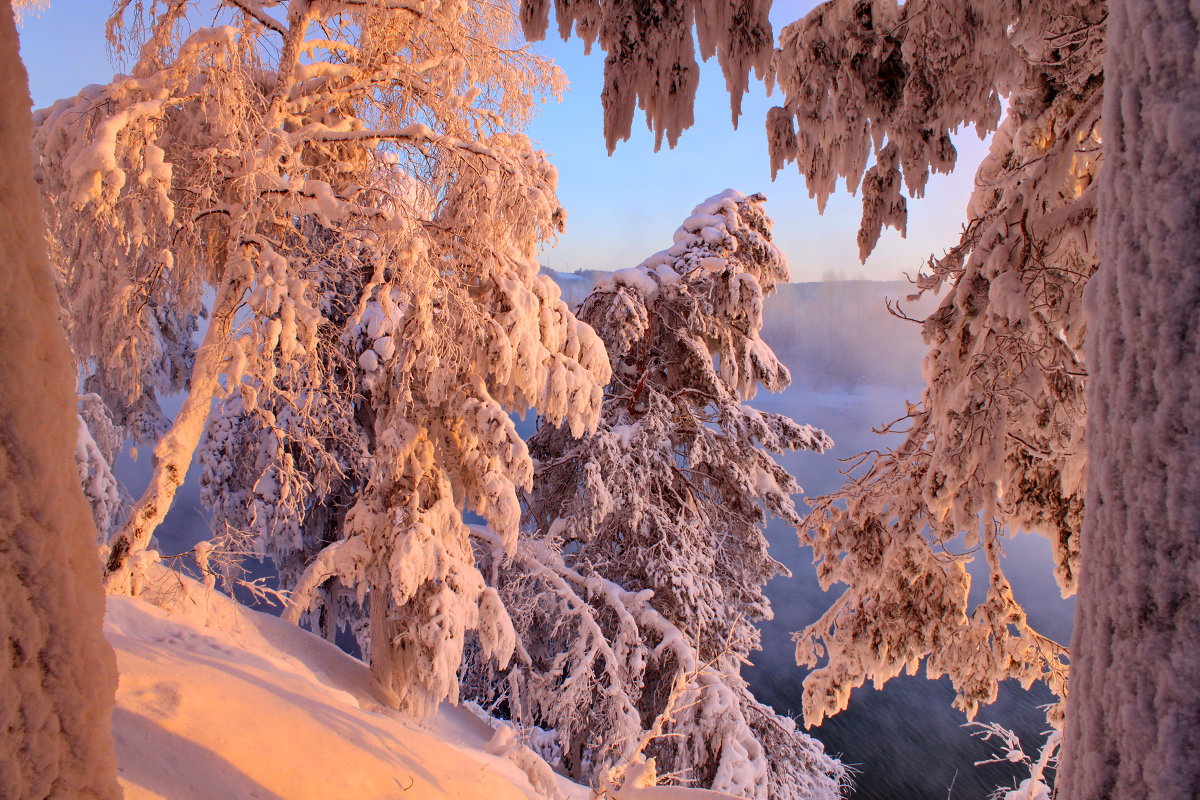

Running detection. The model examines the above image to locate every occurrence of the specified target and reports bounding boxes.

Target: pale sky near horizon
[16,1,990,283]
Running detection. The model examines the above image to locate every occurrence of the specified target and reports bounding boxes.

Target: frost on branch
[466,191,844,799]
[519,0,774,152]
[969,722,1059,800]
[75,393,128,542]
[274,188,611,713]
[793,0,1103,730]
[120,1,611,715]
[554,0,1105,768]
[36,0,610,714]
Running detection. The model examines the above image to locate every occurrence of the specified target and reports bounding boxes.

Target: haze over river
[746,282,1075,799]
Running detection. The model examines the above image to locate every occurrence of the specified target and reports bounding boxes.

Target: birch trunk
[104,273,244,592]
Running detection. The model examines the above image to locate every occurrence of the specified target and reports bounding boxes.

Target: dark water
[745,385,1074,799]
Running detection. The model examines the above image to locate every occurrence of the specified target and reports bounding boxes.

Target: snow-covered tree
[238,192,609,713]
[1058,2,1200,798]
[197,234,371,619]
[524,0,1102,717]
[0,1,119,795]
[780,0,1102,730]
[467,191,845,799]
[34,0,594,594]
[35,0,611,714]
[36,0,608,714]
[521,0,1108,785]
[35,0,608,603]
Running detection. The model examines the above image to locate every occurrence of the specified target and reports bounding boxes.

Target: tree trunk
[104,273,244,592]
[1060,2,1200,797]
[0,3,120,796]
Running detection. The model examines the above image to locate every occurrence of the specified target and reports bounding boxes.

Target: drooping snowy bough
[782,0,1103,735]
[525,1,1197,797]
[465,191,845,799]
[519,0,775,152]
[35,0,610,714]
[524,0,1108,785]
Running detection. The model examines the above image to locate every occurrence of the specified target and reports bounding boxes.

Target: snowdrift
[105,570,740,799]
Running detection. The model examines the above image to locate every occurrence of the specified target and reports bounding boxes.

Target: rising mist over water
[748,279,1075,799]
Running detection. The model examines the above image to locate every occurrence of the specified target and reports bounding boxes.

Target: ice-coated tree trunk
[1060,2,1200,798]
[0,2,121,797]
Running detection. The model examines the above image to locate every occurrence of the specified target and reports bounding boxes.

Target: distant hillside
[540,267,612,309]
[543,269,939,391]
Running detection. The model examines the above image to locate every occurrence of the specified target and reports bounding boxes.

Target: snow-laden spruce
[465,191,845,800]
[35,0,609,715]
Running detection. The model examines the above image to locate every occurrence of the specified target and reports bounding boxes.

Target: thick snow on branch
[75,393,130,542]
[37,0,608,715]
[768,0,1104,262]
[256,157,610,715]
[795,0,1103,731]
[36,0,577,590]
[519,0,774,152]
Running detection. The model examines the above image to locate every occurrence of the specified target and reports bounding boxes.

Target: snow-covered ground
[106,569,740,800]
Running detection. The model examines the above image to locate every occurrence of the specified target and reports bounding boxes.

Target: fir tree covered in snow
[467,190,844,799]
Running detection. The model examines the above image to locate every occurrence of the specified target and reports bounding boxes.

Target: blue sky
[17,1,989,282]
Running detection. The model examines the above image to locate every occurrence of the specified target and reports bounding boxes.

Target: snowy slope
[106,571,741,800]
[107,571,582,800]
